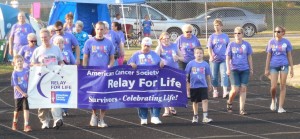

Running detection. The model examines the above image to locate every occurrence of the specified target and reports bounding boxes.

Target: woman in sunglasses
[18,33,37,69]
[175,24,201,99]
[225,27,253,115]
[264,26,294,113]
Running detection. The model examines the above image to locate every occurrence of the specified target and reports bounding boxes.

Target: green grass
[0,63,13,75]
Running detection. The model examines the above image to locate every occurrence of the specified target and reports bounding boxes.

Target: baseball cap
[141,37,152,45]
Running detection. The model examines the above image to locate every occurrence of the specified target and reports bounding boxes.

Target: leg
[90,109,98,126]
[23,110,32,132]
[98,110,108,127]
[210,62,220,97]
[220,62,229,98]
[38,108,50,129]
[278,71,288,112]
[239,86,247,115]
[51,108,63,129]
[162,107,170,117]
[192,102,199,123]
[202,99,212,123]
[150,108,162,124]
[138,108,148,125]
[12,111,18,130]
[270,72,279,111]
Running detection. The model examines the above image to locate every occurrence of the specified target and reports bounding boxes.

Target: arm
[206,75,212,92]
[176,48,184,62]
[129,62,137,69]
[207,47,213,62]
[264,52,271,77]
[9,36,14,56]
[248,55,253,76]
[82,54,89,66]
[75,45,80,65]
[108,55,115,68]
[287,51,294,78]
[226,55,231,76]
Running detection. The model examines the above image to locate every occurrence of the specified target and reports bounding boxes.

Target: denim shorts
[229,69,250,87]
[270,65,289,74]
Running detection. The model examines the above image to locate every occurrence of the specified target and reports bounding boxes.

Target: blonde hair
[234,27,244,34]
[13,55,24,66]
[214,18,223,26]
[182,24,193,32]
[40,28,50,36]
[65,12,74,19]
[75,20,84,28]
[53,36,64,45]
[159,32,170,40]
[47,25,55,32]
[27,33,36,40]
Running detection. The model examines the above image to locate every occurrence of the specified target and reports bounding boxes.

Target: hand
[250,69,253,76]
[209,57,213,62]
[290,68,294,78]
[9,48,13,56]
[208,84,212,92]
[76,59,80,65]
[173,55,179,62]
[22,93,28,98]
[130,63,137,69]
[226,70,231,76]
[264,69,270,77]
[159,61,164,68]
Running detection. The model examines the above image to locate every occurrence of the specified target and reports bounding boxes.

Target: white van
[110,4,186,41]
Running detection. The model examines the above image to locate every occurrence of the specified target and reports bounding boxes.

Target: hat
[141,37,152,45]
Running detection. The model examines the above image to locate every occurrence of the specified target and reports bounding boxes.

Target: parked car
[182,7,267,37]
[110,4,186,41]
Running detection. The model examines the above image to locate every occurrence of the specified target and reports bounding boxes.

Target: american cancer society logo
[51,91,71,104]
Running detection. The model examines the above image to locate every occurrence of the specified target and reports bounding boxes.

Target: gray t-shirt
[31,45,63,66]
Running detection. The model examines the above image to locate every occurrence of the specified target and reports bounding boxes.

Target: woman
[112,22,125,65]
[226,27,253,115]
[73,20,89,64]
[264,26,294,113]
[46,25,56,38]
[128,37,164,125]
[18,33,37,69]
[175,24,201,98]
[155,32,183,117]
[64,12,75,33]
[207,19,230,98]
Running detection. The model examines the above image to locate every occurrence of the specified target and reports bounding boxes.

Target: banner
[78,65,187,110]
[28,65,78,109]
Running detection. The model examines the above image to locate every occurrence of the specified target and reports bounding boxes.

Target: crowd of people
[8,11,294,132]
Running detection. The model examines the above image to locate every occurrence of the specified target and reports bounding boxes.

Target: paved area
[0,50,300,139]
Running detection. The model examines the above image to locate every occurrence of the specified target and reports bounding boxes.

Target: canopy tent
[0,4,19,39]
[53,0,145,4]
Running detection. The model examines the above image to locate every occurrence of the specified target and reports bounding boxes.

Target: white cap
[141,37,152,45]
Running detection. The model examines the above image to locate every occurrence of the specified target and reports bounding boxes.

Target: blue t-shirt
[127,50,161,66]
[51,32,79,54]
[104,30,121,54]
[206,33,229,62]
[11,69,29,99]
[73,31,89,59]
[62,50,76,65]
[226,40,253,71]
[175,34,201,63]
[114,30,125,44]
[18,45,37,69]
[142,20,153,34]
[83,37,115,67]
[185,60,211,88]
[159,43,179,69]
[266,38,292,68]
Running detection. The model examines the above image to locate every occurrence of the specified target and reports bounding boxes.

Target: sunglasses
[29,40,37,43]
[274,31,282,33]
[234,33,242,34]
[144,45,151,47]
[185,31,192,33]
[55,28,62,31]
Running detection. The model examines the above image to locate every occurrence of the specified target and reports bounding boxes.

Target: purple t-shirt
[51,32,79,53]
[83,37,115,67]
[175,34,201,63]
[185,60,211,88]
[11,69,29,99]
[127,50,161,66]
[142,20,153,34]
[10,23,34,45]
[159,43,179,69]
[64,24,75,34]
[207,33,229,62]
[62,50,76,65]
[18,45,37,69]
[104,30,121,54]
[266,38,292,68]
[114,30,125,44]
[226,40,253,71]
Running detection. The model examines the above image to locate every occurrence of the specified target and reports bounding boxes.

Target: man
[51,21,80,65]
[83,22,115,128]
[31,28,64,129]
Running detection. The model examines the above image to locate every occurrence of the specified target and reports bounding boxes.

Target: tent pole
[121,4,130,49]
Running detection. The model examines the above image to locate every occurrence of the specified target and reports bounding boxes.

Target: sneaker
[202,117,213,123]
[41,121,49,129]
[270,98,277,111]
[223,91,229,98]
[12,122,17,130]
[98,120,108,128]
[90,114,98,126]
[278,108,286,113]
[192,115,198,123]
[151,117,162,124]
[53,119,63,129]
[63,112,69,117]
[23,125,32,132]
[141,119,148,125]
[213,91,219,98]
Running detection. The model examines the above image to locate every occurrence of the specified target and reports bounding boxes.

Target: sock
[240,92,246,111]
[203,112,208,118]
[13,119,18,123]
[223,87,228,93]
[24,121,29,126]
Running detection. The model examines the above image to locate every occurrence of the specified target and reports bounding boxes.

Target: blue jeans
[138,108,161,119]
[229,69,250,87]
[210,61,229,87]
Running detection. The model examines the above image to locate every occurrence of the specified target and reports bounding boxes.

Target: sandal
[162,113,171,117]
[170,110,177,115]
[240,110,248,115]
[227,103,233,113]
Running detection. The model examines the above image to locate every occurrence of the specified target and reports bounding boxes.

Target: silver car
[182,7,267,37]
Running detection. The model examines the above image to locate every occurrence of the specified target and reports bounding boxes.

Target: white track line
[0,123,40,139]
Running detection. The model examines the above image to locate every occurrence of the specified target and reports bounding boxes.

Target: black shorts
[14,98,29,112]
[190,88,208,102]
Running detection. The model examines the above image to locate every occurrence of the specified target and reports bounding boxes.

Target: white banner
[28,65,78,109]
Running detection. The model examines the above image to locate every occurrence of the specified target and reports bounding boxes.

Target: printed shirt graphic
[73,31,89,59]
[18,45,37,69]
[83,37,115,67]
[10,23,34,45]
[62,50,76,65]
[185,60,211,88]
[206,33,229,62]
[104,30,121,54]
[142,20,152,34]
[11,69,29,99]
[31,45,63,66]
[160,43,179,69]
[64,24,75,34]
[266,38,292,67]
[175,34,201,63]
[51,32,79,53]
[128,50,161,66]
[226,40,253,71]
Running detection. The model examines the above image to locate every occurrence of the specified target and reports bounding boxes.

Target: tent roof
[54,0,145,4]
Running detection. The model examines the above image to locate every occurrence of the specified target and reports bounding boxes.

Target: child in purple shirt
[142,15,153,37]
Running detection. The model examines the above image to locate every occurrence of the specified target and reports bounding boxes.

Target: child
[142,15,153,37]
[185,47,213,123]
[53,36,76,116]
[11,55,32,132]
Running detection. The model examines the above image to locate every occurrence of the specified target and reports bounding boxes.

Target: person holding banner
[175,24,201,99]
[128,37,164,125]
[31,28,64,129]
[155,32,184,117]
[83,21,115,128]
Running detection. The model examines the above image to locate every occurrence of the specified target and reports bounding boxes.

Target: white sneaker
[98,120,108,128]
[278,108,286,113]
[151,117,162,124]
[202,117,213,123]
[223,91,229,98]
[141,119,148,125]
[53,119,63,129]
[41,121,49,129]
[213,91,219,98]
[90,114,98,126]
[270,98,277,111]
[192,115,198,123]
